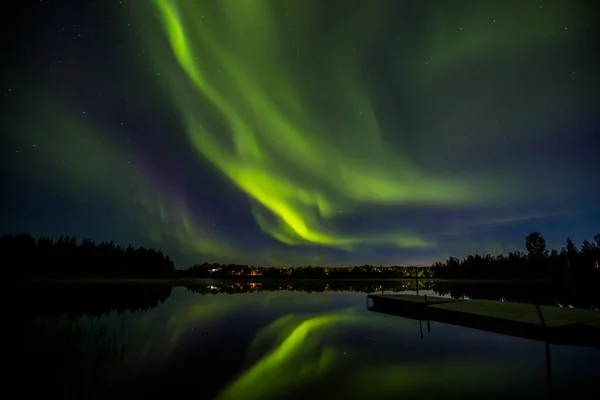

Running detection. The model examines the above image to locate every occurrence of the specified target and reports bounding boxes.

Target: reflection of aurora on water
[117,289,537,399]
[218,311,360,400]
[21,287,600,398]
[217,309,523,400]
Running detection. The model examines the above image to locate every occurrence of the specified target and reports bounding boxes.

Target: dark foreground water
[14,281,600,399]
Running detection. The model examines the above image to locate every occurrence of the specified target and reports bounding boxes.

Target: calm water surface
[17,282,600,399]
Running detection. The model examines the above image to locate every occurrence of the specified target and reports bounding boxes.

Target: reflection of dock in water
[367,294,600,388]
[366,294,600,349]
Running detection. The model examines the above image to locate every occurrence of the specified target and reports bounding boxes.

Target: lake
[15,280,600,399]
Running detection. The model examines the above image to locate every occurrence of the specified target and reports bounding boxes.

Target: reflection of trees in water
[184,280,600,309]
[183,280,435,295]
[17,282,173,317]
[15,280,600,318]
[17,315,125,398]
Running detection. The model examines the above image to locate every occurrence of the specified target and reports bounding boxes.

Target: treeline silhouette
[431,232,600,280]
[4,232,599,282]
[3,233,174,278]
[177,263,430,279]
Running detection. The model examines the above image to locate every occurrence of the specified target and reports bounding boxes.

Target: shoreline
[15,277,550,285]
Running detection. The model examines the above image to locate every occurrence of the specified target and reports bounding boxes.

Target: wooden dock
[367,294,600,348]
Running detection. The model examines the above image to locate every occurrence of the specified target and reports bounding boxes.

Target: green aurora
[3,0,597,266]
[133,0,593,261]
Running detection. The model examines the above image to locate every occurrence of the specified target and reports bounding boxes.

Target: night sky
[1,0,599,268]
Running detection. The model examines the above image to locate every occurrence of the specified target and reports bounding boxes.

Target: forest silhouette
[431,232,600,280]
[4,231,599,281]
[3,233,174,278]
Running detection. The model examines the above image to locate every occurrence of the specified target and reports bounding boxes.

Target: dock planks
[375,294,459,304]
[431,299,599,327]
[367,294,600,348]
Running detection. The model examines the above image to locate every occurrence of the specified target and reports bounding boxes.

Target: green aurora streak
[136,0,580,254]
[138,0,495,252]
[9,1,584,265]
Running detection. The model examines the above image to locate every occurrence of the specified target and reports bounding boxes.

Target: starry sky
[1,0,599,268]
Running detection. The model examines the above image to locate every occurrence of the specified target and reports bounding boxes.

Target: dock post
[419,319,424,339]
[535,303,552,387]
[424,295,430,332]
[545,342,552,387]
[534,304,547,328]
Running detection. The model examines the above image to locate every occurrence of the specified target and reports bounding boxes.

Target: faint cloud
[433,227,500,237]
[470,210,572,227]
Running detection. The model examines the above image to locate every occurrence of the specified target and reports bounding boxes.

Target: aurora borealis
[2,0,599,267]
